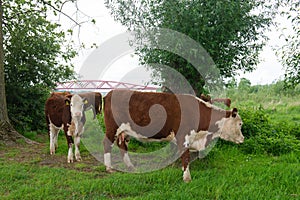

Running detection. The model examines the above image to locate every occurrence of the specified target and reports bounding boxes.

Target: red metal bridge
[55,80,158,92]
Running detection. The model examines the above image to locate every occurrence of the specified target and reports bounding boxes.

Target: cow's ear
[232,108,238,118]
[65,99,70,106]
[83,98,88,104]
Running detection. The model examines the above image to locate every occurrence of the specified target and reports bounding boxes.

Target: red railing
[55,80,158,91]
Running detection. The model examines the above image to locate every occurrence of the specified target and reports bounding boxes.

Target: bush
[6,85,50,133]
[241,134,300,155]
[236,107,300,155]
[239,106,270,138]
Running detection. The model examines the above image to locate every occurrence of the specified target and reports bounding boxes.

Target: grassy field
[1,82,300,199]
[0,137,299,200]
[1,121,300,199]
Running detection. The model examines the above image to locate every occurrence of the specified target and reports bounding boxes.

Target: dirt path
[0,137,104,173]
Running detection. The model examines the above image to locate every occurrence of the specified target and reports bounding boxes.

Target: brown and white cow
[65,92,102,119]
[45,93,88,163]
[103,90,244,182]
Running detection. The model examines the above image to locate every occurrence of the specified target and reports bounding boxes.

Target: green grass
[2,82,300,199]
[0,142,299,199]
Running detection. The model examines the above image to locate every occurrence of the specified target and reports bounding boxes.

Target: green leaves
[2,0,77,131]
[106,0,276,95]
[276,1,300,87]
[3,0,76,89]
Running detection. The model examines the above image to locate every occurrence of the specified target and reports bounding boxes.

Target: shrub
[239,106,270,138]
[235,107,300,156]
[7,85,50,133]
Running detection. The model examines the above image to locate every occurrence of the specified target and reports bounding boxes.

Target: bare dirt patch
[0,136,105,174]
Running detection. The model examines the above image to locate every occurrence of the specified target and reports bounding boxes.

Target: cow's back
[104,90,202,139]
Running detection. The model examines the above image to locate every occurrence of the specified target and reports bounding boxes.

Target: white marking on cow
[67,122,74,136]
[70,94,85,119]
[68,144,74,163]
[74,121,84,137]
[49,133,55,155]
[49,121,62,155]
[104,153,112,169]
[184,130,213,151]
[116,122,176,143]
[183,165,191,182]
[215,117,226,129]
[66,94,87,162]
[193,95,223,111]
[74,136,81,161]
[123,152,134,169]
[215,114,244,144]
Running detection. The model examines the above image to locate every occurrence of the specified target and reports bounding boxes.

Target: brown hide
[104,90,231,145]
[45,94,73,144]
[103,90,242,181]
[45,94,71,128]
[50,91,71,97]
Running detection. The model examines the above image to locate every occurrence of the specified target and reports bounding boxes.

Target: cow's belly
[116,122,176,143]
[48,118,64,130]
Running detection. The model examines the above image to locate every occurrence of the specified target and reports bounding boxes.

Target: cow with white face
[68,94,88,162]
[45,93,88,163]
[103,90,244,182]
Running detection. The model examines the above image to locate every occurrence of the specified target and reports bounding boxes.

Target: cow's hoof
[127,165,136,172]
[106,167,116,173]
[76,157,82,162]
[68,158,74,163]
[50,151,55,155]
[183,171,191,182]
[183,178,192,183]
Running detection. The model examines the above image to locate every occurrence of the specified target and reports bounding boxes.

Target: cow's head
[216,108,244,144]
[65,94,88,120]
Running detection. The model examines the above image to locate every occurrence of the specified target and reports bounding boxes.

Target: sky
[56,0,289,86]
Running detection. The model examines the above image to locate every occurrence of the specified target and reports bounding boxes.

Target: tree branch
[39,0,80,26]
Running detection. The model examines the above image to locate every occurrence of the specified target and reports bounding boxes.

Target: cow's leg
[49,124,59,155]
[64,125,74,163]
[103,131,116,173]
[74,127,84,161]
[53,129,59,150]
[117,133,134,171]
[74,135,81,161]
[181,150,191,182]
[67,136,74,163]
[176,130,192,182]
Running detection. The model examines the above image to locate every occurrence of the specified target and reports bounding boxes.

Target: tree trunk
[0,0,36,145]
[0,0,8,122]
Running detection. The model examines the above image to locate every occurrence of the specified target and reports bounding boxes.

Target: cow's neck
[72,117,85,136]
[208,104,231,133]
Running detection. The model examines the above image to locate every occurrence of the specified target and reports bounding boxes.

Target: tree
[3,0,76,132]
[0,0,11,143]
[277,0,300,87]
[0,0,30,144]
[105,0,276,96]
[238,78,251,91]
[0,0,90,143]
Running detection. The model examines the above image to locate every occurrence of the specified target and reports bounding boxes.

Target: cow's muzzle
[73,112,82,118]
